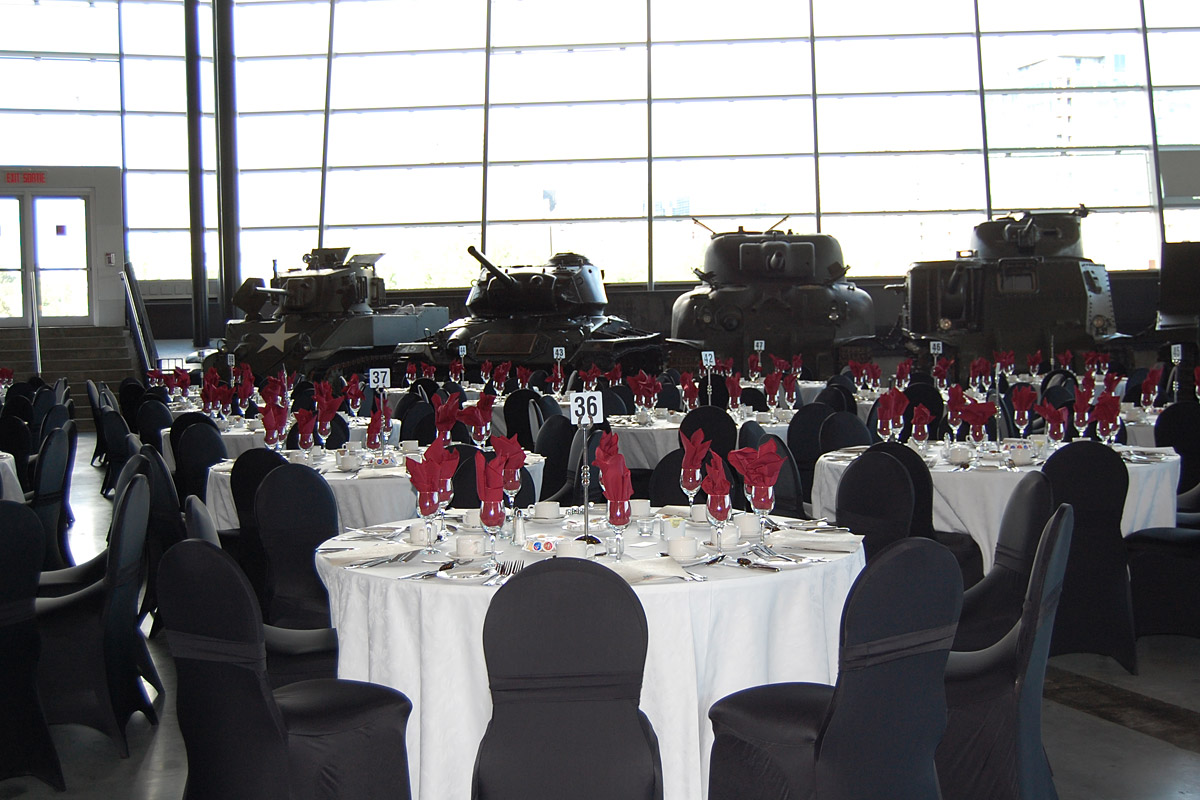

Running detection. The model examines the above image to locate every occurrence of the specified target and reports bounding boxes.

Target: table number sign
[569,391,603,427]
[753,340,765,353]
[368,368,391,389]
[458,345,467,357]
[701,350,716,368]
[226,353,236,367]
[930,341,943,355]
[552,346,566,360]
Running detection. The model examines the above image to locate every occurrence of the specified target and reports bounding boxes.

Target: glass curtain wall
[1,0,1196,286]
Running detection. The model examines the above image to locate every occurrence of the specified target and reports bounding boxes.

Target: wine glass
[348,396,362,417]
[969,423,987,449]
[470,421,491,451]
[744,484,774,547]
[298,429,314,460]
[1048,420,1066,449]
[480,499,506,562]
[680,466,703,511]
[1014,408,1031,438]
[706,492,732,558]
[911,420,930,452]
[435,477,454,541]
[501,467,522,528]
[416,490,442,554]
[607,499,631,561]
[876,415,892,442]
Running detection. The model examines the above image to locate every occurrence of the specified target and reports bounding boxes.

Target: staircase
[0,326,141,430]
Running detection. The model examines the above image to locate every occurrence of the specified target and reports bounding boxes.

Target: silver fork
[483,560,512,587]
[752,543,798,563]
[499,559,526,585]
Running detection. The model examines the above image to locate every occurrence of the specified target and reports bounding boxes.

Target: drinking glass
[470,421,491,451]
[416,490,441,554]
[435,477,454,540]
[1014,409,1031,438]
[680,466,703,508]
[502,468,522,527]
[298,430,314,458]
[877,416,892,442]
[911,421,929,452]
[706,492,732,557]
[745,484,774,546]
[348,397,362,417]
[607,499,631,561]
[480,499,506,560]
[1048,420,1066,448]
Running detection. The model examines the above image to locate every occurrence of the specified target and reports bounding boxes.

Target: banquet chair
[184,495,340,687]
[1042,440,1137,673]
[936,504,1073,800]
[27,426,71,571]
[611,383,636,415]
[1039,368,1077,396]
[812,385,847,413]
[411,376,438,399]
[4,381,36,412]
[35,476,157,757]
[174,422,228,504]
[788,402,836,504]
[167,411,220,463]
[737,419,767,449]
[117,379,145,430]
[451,451,536,509]
[1125,524,1200,639]
[526,370,548,393]
[950,470,1054,651]
[544,426,606,505]
[289,384,316,413]
[647,447,736,508]
[834,450,914,560]
[600,387,628,416]
[740,387,769,412]
[399,400,434,443]
[1155,400,1200,495]
[0,414,34,491]
[100,407,134,497]
[818,411,872,455]
[137,444,189,641]
[391,389,424,423]
[758,435,807,520]
[656,383,683,411]
[503,388,542,449]
[697,375,731,409]
[536,393,562,421]
[866,440,984,588]
[284,413,350,450]
[0,501,65,791]
[136,395,175,454]
[37,402,70,447]
[28,387,53,435]
[1,392,35,423]
[708,538,962,800]
[474,558,663,800]
[255,464,338,629]
[903,381,945,434]
[158,539,413,799]
[679,405,737,462]
[533,414,575,498]
[224,447,288,611]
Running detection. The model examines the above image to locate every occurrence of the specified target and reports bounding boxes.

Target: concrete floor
[3,430,1199,799]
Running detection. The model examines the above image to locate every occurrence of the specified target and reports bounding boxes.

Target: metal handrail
[120,263,158,376]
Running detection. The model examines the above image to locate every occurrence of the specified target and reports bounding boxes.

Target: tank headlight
[938,317,953,331]
[1092,314,1109,333]
[828,304,842,323]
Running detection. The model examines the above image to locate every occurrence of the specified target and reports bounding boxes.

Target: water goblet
[1014,409,1031,438]
[1047,420,1066,449]
[298,430,314,459]
[480,499,506,560]
[680,466,703,509]
[348,397,362,417]
[607,499,631,561]
[877,416,892,442]
[501,467,522,527]
[706,492,732,558]
[911,421,930,452]
[470,421,491,451]
[435,477,454,540]
[745,484,774,546]
[416,490,442,554]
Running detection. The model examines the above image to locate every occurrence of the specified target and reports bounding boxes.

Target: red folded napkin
[970,357,991,380]
[680,428,711,471]
[493,361,512,388]
[1143,368,1162,398]
[593,431,621,473]
[1103,372,1120,393]
[581,364,603,385]
[213,384,233,409]
[475,450,505,502]
[1011,385,1036,412]
[877,387,909,423]
[763,372,782,403]
[1072,387,1091,417]
[1027,350,1042,374]
[480,360,494,381]
[449,358,464,381]
[847,360,865,381]
[458,395,493,429]
[204,366,221,388]
[993,351,1015,371]
[550,362,564,390]
[600,454,633,524]
[933,357,955,381]
[294,408,316,436]
[432,392,462,433]
[791,354,804,372]
[145,368,162,383]
[1089,392,1121,426]
[344,374,363,404]
[946,385,967,417]
[1080,372,1096,398]
[701,453,731,497]
[314,382,340,425]
[718,357,735,374]
[747,354,760,374]
[1084,351,1102,370]
[767,354,785,375]
[895,358,913,383]
[406,363,418,381]
[491,433,526,472]
[726,372,743,404]
[261,376,284,408]
[960,400,996,426]
[236,365,255,403]
[367,403,392,440]
[262,403,287,438]
[604,365,622,385]
[1057,349,1073,369]
[174,367,191,392]
[782,373,797,397]
[912,404,933,431]
[865,362,882,384]
[517,365,532,388]
[422,363,437,379]
[1034,400,1064,426]
[408,439,460,493]
[728,438,785,489]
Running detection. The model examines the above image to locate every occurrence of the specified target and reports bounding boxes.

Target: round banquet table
[315,517,865,800]
[204,451,544,531]
[0,451,25,501]
[161,416,400,470]
[608,414,791,471]
[811,444,1180,573]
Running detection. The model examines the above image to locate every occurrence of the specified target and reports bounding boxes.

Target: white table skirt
[0,452,24,501]
[317,528,864,800]
[204,454,544,531]
[609,417,791,471]
[811,447,1180,573]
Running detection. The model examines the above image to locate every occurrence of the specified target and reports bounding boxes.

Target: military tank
[394,247,663,374]
[669,226,875,376]
[209,248,449,379]
[900,206,1123,376]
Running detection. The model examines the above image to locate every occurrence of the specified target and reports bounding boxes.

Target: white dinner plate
[435,568,493,583]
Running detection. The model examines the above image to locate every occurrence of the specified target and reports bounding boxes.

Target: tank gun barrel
[467,245,517,289]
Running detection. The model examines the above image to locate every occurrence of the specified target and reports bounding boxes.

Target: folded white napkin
[658,505,691,518]
[355,466,409,479]
[768,530,863,553]
[318,540,422,566]
[602,555,690,584]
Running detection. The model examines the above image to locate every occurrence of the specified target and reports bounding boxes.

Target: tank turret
[464,247,608,318]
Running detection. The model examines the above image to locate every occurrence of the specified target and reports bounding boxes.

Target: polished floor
[3,430,1199,799]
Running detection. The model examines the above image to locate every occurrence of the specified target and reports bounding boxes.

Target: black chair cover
[600,387,628,416]
[175,423,228,504]
[1042,440,1137,673]
[255,464,338,629]
[158,540,413,799]
[536,394,563,421]
[135,398,175,455]
[37,402,69,446]
[679,405,737,462]
[86,380,107,466]
[812,385,847,413]
[391,390,423,423]
[474,558,663,799]
[1,393,35,422]
[936,505,1074,800]
[656,383,683,411]
[696,375,731,409]
[1155,401,1200,493]
[835,450,914,559]
[399,400,434,443]
[818,411,872,454]
[952,470,1053,652]
[27,426,70,571]
[902,382,945,440]
[0,415,34,492]
[760,434,808,519]
[737,419,767,449]
[1126,525,1200,638]
[100,407,133,497]
[787,402,836,504]
[35,476,157,757]
[0,501,65,790]
[544,427,605,505]
[740,387,769,412]
[137,444,188,641]
[451,450,536,509]
[503,389,542,450]
[534,414,577,498]
[117,379,146,429]
[168,411,220,461]
[708,538,963,800]
[611,383,636,414]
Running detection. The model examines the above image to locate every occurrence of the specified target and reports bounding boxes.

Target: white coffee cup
[557,538,596,559]
[410,522,434,546]
[456,534,486,557]
[735,514,760,538]
[286,450,307,464]
[667,536,699,560]
[346,440,362,453]
[713,525,740,547]
[689,504,709,523]
[947,445,972,465]
[402,439,420,453]
[338,453,359,470]
[630,499,652,518]
[756,411,773,424]
[463,508,482,528]
[533,500,560,519]
[1010,447,1034,467]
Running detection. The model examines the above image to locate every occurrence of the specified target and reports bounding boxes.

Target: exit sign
[5,172,46,184]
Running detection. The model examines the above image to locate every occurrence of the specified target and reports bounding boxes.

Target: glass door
[32,196,91,323]
[0,197,25,326]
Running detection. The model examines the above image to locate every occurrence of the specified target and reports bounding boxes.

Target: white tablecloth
[316,522,864,800]
[609,416,791,471]
[162,416,400,470]
[811,446,1180,573]
[204,453,544,531]
[0,452,24,501]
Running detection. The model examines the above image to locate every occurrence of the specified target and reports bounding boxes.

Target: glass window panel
[652,157,815,217]
[0,273,24,319]
[237,114,325,169]
[122,58,187,113]
[1148,31,1200,85]
[327,108,483,166]
[235,3,330,56]
[37,270,89,317]
[240,228,322,279]
[485,220,648,283]
[0,57,121,111]
[652,215,819,282]
[984,90,1151,148]
[980,33,1146,90]
[651,41,811,99]
[814,0,974,36]
[1154,89,1200,146]
[652,0,809,41]
[125,172,191,228]
[0,112,122,166]
[331,0,486,53]
[490,47,645,104]
[1079,210,1159,271]
[237,58,329,111]
[818,95,982,152]
[120,2,185,56]
[1145,0,1200,27]
[486,161,647,221]
[330,52,485,108]
[240,171,323,227]
[489,104,646,162]
[327,225,483,289]
[490,0,645,47]
[819,153,985,212]
[818,213,982,277]
[988,150,1154,209]
[977,0,1141,31]
[126,230,198,280]
[123,116,189,169]
[0,1,119,53]
[815,37,978,94]
[652,98,813,157]
[324,165,483,225]
[1164,209,1200,244]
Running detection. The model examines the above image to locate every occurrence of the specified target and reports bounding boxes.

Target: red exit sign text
[5,172,47,184]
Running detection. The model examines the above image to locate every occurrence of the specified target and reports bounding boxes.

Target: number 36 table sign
[569,391,604,427]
